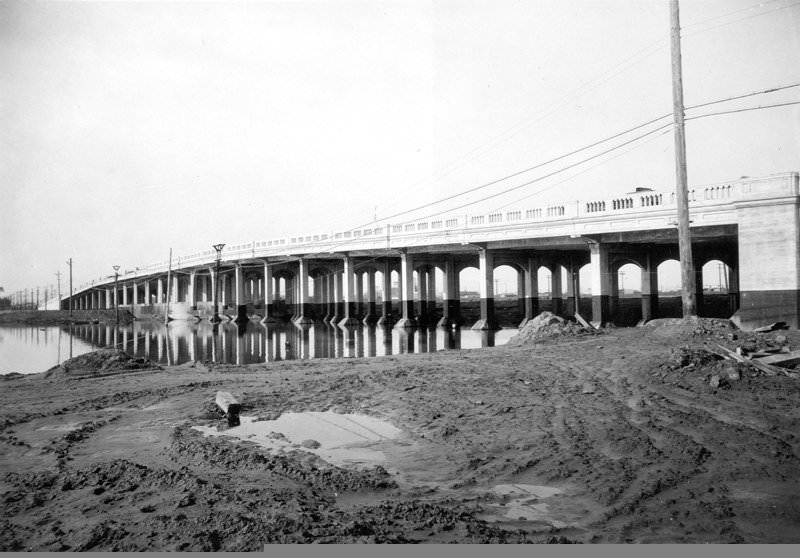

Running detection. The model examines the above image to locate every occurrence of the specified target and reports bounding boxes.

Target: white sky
[1,0,799,296]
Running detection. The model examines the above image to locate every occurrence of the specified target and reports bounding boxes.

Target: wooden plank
[754,350,800,368]
[574,312,594,330]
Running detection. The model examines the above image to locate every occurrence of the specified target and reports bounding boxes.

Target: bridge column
[144,281,150,306]
[590,243,611,327]
[331,269,342,323]
[641,255,659,323]
[377,260,395,326]
[395,252,416,328]
[122,282,128,306]
[321,273,332,322]
[187,271,196,309]
[234,264,247,322]
[472,249,498,330]
[550,264,563,316]
[130,281,138,306]
[438,258,461,328]
[417,268,427,323]
[260,262,276,323]
[105,288,111,309]
[695,268,705,317]
[565,263,578,315]
[728,267,740,316]
[295,258,314,325]
[339,255,359,327]
[425,266,437,326]
[355,271,364,321]
[520,259,539,328]
[363,270,378,324]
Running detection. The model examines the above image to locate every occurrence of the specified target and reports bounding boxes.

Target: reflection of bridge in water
[64,172,800,329]
[65,322,515,366]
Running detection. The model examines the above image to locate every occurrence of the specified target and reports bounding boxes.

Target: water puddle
[193,411,405,468]
[480,484,568,528]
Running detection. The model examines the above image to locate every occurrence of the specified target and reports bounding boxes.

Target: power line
[683,0,784,29]
[683,0,800,37]
[686,99,800,121]
[686,82,800,111]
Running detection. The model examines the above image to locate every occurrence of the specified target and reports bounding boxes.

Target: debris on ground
[507,312,595,345]
[43,349,161,380]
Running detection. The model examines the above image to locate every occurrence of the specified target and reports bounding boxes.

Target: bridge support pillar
[425,266,437,326]
[234,264,248,323]
[641,256,659,323]
[363,269,378,324]
[339,255,359,327]
[378,260,395,326]
[417,267,428,324]
[261,262,277,323]
[695,267,705,317]
[438,258,460,328]
[565,263,580,316]
[550,263,563,316]
[472,248,499,330]
[355,271,364,321]
[188,271,196,309]
[395,252,416,328]
[144,281,150,306]
[519,256,540,328]
[332,270,343,324]
[590,243,611,327]
[322,273,333,322]
[295,258,314,325]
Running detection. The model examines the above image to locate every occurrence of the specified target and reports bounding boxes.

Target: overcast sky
[1,0,799,296]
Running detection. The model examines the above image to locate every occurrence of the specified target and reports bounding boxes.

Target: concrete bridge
[63,171,800,330]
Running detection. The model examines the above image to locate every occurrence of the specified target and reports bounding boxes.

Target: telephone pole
[66,258,73,317]
[670,0,696,317]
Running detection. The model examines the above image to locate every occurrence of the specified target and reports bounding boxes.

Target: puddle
[192,411,405,468]
[480,484,568,528]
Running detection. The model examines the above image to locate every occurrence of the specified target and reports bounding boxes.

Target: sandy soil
[2,317,799,549]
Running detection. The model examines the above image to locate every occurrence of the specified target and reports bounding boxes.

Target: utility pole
[670,0,697,317]
[55,271,62,311]
[66,258,73,317]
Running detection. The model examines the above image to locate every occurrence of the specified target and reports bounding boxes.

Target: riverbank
[0,309,134,326]
[1,318,799,548]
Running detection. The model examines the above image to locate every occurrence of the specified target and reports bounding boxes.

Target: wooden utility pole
[66,259,73,317]
[670,0,696,317]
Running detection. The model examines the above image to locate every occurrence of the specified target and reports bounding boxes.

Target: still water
[0,321,518,375]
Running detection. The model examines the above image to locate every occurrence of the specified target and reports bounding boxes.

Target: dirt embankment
[1,317,799,548]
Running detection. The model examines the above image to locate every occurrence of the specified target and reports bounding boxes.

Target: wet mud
[2,318,799,548]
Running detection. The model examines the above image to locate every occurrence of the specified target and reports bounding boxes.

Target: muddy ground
[1,317,799,549]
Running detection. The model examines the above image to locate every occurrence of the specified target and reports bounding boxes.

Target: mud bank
[1,320,799,548]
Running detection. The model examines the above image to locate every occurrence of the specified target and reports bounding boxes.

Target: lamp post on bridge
[112,265,120,325]
[212,244,225,324]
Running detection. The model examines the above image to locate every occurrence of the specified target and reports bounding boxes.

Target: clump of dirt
[663,346,723,371]
[43,349,161,380]
[506,311,595,345]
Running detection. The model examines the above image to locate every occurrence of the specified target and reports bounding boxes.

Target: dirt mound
[43,349,161,380]
[644,317,737,341]
[507,312,594,345]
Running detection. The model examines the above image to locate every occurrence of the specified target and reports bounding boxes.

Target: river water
[0,321,518,375]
